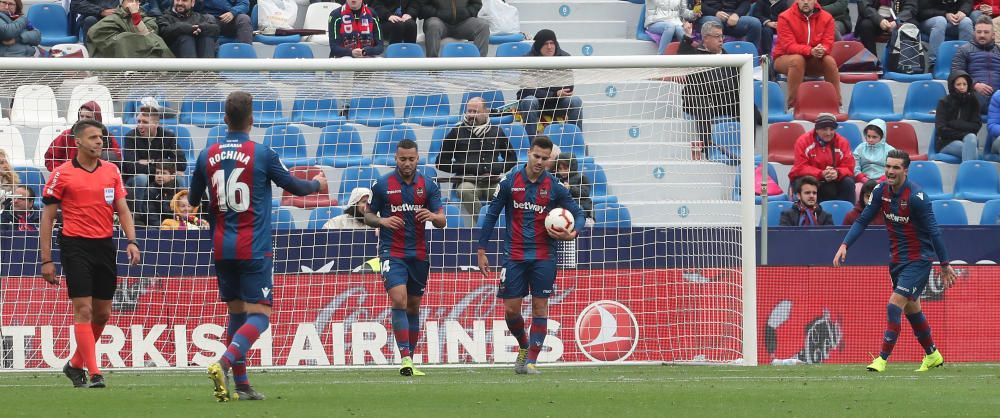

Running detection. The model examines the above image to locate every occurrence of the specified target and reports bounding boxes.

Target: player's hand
[41,262,58,285]
[940,265,957,289]
[477,249,491,278]
[833,244,847,267]
[546,225,577,241]
[379,216,404,230]
[414,208,434,223]
[127,244,141,266]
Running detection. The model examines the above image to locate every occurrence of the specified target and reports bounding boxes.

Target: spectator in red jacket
[789,113,857,204]
[773,0,841,110]
[43,101,122,171]
[971,0,1000,25]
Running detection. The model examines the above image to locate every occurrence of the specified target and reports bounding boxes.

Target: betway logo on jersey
[884,212,910,224]
[208,150,251,167]
[513,200,546,214]
[391,203,424,212]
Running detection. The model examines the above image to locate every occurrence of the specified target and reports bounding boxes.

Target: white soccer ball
[545,208,574,232]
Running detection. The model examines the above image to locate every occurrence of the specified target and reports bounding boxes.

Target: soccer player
[833,149,957,373]
[476,136,585,374]
[364,139,445,376]
[189,91,327,401]
[40,118,141,389]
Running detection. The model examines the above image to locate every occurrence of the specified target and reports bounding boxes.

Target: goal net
[0,55,756,370]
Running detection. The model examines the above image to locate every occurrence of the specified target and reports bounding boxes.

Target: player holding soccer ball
[833,150,956,373]
[189,91,327,401]
[364,139,445,377]
[477,136,585,374]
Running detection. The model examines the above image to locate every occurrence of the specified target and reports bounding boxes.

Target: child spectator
[843,179,884,225]
[160,189,209,229]
[853,119,895,184]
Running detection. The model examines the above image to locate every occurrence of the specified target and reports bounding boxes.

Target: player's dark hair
[795,176,819,194]
[531,135,554,151]
[396,139,418,151]
[887,149,911,168]
[72,118,105,139]
[225,91,253,130]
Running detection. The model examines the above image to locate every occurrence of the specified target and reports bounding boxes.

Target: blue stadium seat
[708,121,740,165]
[217,42,257,58]
[477,205,506,228]
[179,95,225,127]
[542,123,587,158]
[593,202,631,228]
[348,96,403,127]
[495,41,531,57]
[372,125,419,165]
[754,81,793,123]
[251,5,301,45]
[252,89,290,127]
[315,124,370,167]
[766,201,794,226]
[404,93,457,126]
[273,42,314,59]
[444,204,464,227]
[385,43,425,58]
[440,42,481,57]
[736,164,788,204]
[985,134,1000,163]
[272,207,296,229]
[171,126,194,173]
[902,80,947,123]
[205,125,228,148]
[908,161,953,200]
[417,165,438,179]
[848,81,903,122]
[933,41,964,80]
[307,206,345,229]
[501,123,531,162]
[13,166,45,207]
[836,123,863,150]
[105,125,130,144]
[460,90,513,124]
[820,200,853,225]
[263,125,312,166]
[882,43,934,82]
[580,161,610,198]
[338,166,381,203]
[953,160,1000,202]
[931,199,968,225]
[490,33,525,44]
[28,4,77,46]
[928,131,962,164]
[291,98,346,127]
[722,41,759,67]
[429,126,451,165]
[979,199,1000,225]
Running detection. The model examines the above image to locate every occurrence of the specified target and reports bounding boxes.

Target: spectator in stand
[918,0,974,70]
[555,152,594,220]
[141,0,172,16]
[971,0,1000,31]
[752,0,789,54]
[853,119,895,184]
[160,189,209,229]
[371,0,418,45]
[435,97,517,224]
[44,102,123,171]
[699,0,763,53]
[679,20,741,157]
[935,70,982,161]
[779,176,834,226]
[989,87,1000,154]
[323,187,374,229]
[951,16,1000,113]
[329,0,384,58]
[0,0,41,57]
[136,161,177,226]
[197,0,252,45]
[1,185,38,231]
[842,179,884,225]
[121,98,185,212]
[0,148,18,193]
[645,0,696,55]
[516,30,584,137]
[819,0,851,40]
[87,0,173,58]
[789,113,857,204]
[72,0,122,42]
[420,0,490,57]
[774,0,841,110]
[854,0,918,54]
[157,0,220,58]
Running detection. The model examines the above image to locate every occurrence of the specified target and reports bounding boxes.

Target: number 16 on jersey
[212,168,250,212]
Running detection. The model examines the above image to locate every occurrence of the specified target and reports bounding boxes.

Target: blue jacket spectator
[951,16,1000,114]
[329,0,384,58]
[0,0,40,57]
[199,0,249,17]
[986,90,1000,154]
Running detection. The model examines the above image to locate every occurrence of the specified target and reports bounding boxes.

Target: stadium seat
[273,43,314,59]
[766,201,794,226]
[767,122,805,165]
[979,199,1000,225]
[460,90,513,124]
[205,125,228,148]
[754,80,793,123]
[722,41,759,67]
[281,165,338,208]
[501,123,531,162]
[250,5,301,45]
[0,101,8,125]
[542,123,586,158]
[829,41,878,83]
[417,165,438,179]
[28,4,78,46]
[476,205,506,228]
[902,80,947,123]
[307,206,345,229]
[908,161,953,200]
[404,93,457,126]
[931,199,968,225]
[490,33,525,44]
[708,121,740,165]
[66,84,121,125]
[736,164,788,203]
[928,131,961,164]
[171,126,194,172]
[252,89,290,127]
[593,202,631,228]
[217,42,257,58]
[272,207,297,229]
[316,124,370,167]
[105,125,130,145]
[662,42,680,55]
[0,125,29,165]
[795,81,847,121]
[338,166,381,203]
[819,200,853,225]
[13,166,46,203]
[495,41,531,57]
[429,126,450,165]
[291,98,346,127]
[953,160,1000,202]
[10,85,65,127]
[385,43,426,58]
[348,96,404,127]
[836,123,863,150]
[179,94,225,127]
[580,161,610,198]
[985,135,1000,163]
[301,2,338,44]
[885,122,927,160]
[263,125,312,166]
[33,124,69,166]
[848,81,903,122]
[933,41,964,80]
[372,125,419,165]
[881,43,934,82]
[444,204,464,227]
[440,42,481,57]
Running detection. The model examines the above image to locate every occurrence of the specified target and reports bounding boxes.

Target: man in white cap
[324,187,374,229]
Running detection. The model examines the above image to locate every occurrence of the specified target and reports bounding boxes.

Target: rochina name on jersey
[513,200,546,214]
[209,150,251,166]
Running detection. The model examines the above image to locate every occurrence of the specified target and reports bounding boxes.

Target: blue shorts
[381,257,430,296]
[497,259,557,299]
[890,260,932,300]
[215,258,274,305]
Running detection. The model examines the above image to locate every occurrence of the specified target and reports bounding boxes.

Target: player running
[477,136,585,374]
[833,149,957,373]
[189,91,326,401]
[364,139,445,376]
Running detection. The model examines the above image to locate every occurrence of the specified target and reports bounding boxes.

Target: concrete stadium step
[512,0,642,29]
[600,161,737,200]
[623,201,742,226]
[520,20,628,40]
[556,39,658,56]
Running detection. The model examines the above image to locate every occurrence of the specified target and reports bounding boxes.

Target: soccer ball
[545,208,574,232]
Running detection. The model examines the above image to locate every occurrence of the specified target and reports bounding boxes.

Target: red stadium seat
[281,166,338,208]
[767,122,805,165]
[794,81,847,121]
[830,41,879,84]
[662,42,680,55]
[885,121,928,161]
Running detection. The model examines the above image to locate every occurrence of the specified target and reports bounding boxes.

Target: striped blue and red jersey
[368,170,443,260]
[843,179,950,265]
[188,132,320,260]
[477,166,585,262]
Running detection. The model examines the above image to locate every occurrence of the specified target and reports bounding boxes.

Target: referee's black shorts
[59,235,118,300]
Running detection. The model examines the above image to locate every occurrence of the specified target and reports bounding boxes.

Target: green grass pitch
[2,364,998,417]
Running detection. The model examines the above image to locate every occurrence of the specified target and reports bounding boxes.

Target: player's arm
[187,150,207,206]
[363,179,403,229]
[834,183,883,266]
[114,198,141,265]
[38,203,59,285]
[267,149,326,196]
[915,192,957,288]
[476,177,511,276]
[549,181,583,240]
[415,179,446,228]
